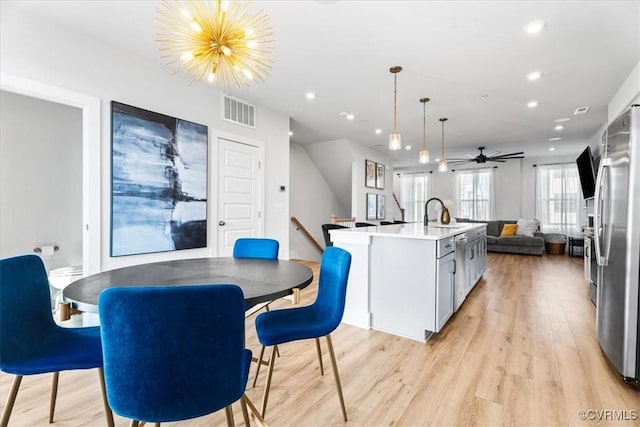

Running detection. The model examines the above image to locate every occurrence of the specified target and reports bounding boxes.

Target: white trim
[0,73,101,274]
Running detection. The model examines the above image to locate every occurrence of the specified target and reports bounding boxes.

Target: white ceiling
[7,0,640,167]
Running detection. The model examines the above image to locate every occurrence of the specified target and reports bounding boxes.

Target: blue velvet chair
[0,254,113,427]
[98,284,266,426]
[232,237,283,386]
[254,246,352,421]
[233,237,279,260]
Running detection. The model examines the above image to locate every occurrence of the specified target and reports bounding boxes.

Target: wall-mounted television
[576,146,597,199]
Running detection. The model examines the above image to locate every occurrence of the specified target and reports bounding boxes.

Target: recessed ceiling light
[523,20,547,34]
[346,113,355,120]
[288,131,293,136]
[554,117,571,123]
[548,137,562,141]
[527,101,539,108]
[574,106,590,115]
[548,147,556,151]
[305,92,316,100]
[554,125,564,131]
[405,145,412,150]
[375,128,382,134]
[527,71,543,81]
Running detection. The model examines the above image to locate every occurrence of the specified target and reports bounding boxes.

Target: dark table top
[63,257,314,313]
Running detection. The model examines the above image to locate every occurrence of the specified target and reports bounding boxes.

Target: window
[535,163,584,235]
[399,172,429,222]
[455,169,494,220]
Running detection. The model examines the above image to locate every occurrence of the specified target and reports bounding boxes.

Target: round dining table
[62,257,314,314]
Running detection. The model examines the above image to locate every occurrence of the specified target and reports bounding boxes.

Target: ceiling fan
[447,146,525,165]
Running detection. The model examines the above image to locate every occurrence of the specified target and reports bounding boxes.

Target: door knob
[218,221,226,226]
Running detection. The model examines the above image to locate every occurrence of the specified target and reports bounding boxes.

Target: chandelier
[156,0,274,90]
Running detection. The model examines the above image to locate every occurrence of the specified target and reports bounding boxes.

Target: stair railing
[291,216,323,253]
[393,192,406,222]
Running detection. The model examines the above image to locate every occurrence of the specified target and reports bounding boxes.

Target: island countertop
[330,221,486,241]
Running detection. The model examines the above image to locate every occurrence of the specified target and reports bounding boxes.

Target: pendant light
[418,97,430,164]
[438,117,448,172]
[389,66,402,150]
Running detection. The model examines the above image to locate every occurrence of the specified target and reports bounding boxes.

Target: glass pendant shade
[389,133,402,151]
[389,66,402,151]
[418,97,430,163]
[419,149,429,164]
[438,117,448,172]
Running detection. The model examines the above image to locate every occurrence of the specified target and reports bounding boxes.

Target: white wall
[0,5,291,270]
[304,139,355,212]
[289,143,345,261]
[608,60,640,122]
[396,160,523,221]
[0,91,82,271]
[346,142,394,222]
[305,138,395,223]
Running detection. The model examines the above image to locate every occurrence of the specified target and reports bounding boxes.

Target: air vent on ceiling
[574,106,590,115]
[223,95,256,128]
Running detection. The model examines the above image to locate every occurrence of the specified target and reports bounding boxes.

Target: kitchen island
[330,222,487,342]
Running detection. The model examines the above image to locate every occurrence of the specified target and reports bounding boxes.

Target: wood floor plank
[2,253,639,426]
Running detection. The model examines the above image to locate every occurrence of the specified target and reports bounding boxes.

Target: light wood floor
[2,253,639,426]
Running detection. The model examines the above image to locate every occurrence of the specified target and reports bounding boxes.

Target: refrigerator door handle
[594,158,610,266]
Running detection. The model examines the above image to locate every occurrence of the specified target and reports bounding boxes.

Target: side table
[568,235,584,257]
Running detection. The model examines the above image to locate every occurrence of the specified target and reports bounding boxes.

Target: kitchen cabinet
[436,250,456,331]
[465,227,487,296]
[330,222,486,342]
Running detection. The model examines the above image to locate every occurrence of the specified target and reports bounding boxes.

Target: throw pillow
[515,218,538,237]
[500,223,518,236]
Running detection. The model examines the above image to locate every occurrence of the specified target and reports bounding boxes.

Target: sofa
[458,218,545,255]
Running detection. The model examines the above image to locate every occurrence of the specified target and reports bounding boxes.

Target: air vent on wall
[223,95,256,128]
[574,106,590,115]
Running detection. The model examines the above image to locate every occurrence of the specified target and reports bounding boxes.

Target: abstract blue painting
[110,101,208,256]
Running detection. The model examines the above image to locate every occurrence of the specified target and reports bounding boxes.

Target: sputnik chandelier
[156,0,274,90]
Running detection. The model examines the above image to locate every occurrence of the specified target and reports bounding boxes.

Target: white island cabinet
[330,222,486,342]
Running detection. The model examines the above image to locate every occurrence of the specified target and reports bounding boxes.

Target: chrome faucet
[424,197,449,226]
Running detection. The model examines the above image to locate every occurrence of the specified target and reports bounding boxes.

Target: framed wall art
[365,159,376,188]
[367,193,377,220]
[110,101,208,257]
[377,194,386,219]
[376,162,385,189]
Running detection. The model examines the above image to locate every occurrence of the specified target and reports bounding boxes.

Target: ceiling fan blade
[492,151,524,158]
[465,153,476,158]
[492,155,525,160]
[488,159,507,162]
[448,160,473,165]
[487,150,501,157]
[446,158,473,161]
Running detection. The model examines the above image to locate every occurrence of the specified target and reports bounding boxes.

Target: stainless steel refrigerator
[594,104,640,381]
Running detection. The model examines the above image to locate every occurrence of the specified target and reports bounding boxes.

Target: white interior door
[217,137,263,256]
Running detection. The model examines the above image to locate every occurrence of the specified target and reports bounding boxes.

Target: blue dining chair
[98,284,266,427]
[254,246,352,421]
[0,254,113,427]
[232,237,282,385]
[233,237,279,260]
